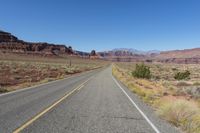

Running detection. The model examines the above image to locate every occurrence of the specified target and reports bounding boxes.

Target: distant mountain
[98,48,200,63]
[98,48,160,58]
[155,48,200,59]
[98,48,148,62]
[112,48,142,54]
[74,50,90,56]
[154,48,200,63]
[111,48,160,55]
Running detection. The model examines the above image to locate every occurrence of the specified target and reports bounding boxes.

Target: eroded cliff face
[0,31,73,55]
[153,48,200,64]
[0,31,18,42]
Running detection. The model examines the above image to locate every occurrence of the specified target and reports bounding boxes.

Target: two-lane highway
[0,66,180,133]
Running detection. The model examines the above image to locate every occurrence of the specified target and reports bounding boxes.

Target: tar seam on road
[112,76,160,133]
[13,76,94,133]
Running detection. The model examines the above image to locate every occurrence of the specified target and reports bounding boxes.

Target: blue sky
[0,0,200,52]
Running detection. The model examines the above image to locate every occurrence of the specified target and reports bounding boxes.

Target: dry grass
[112,62,200,133]
[112,65,163,104]
[115,62,200,99]
[116,62,200,81]
[156,98,200,133]
[0,54,108,92]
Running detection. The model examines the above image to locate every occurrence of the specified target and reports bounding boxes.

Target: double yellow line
[13,76,93,133]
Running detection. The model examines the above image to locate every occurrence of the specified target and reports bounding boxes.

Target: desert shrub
[174,70,190,80]
[157,99,200,133]
[172,68,178,71]
[132,64,151,79]
[183,86,200,99]
[176,81,191,87]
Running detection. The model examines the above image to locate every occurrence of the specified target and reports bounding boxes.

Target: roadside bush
[174,70,190,80]
[132,64,151,79]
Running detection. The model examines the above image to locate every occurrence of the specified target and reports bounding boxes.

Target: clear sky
[0,0,200,52]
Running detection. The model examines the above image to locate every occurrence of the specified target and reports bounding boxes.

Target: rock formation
[0,30,73,56]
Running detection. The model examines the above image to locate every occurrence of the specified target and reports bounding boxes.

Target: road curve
[0,66,180,133]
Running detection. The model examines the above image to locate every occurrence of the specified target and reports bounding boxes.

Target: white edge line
[0,68,99,97]
[112,76,160,133]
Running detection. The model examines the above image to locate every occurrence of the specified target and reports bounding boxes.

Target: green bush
[132,64,151,79]
[174,70,190,80]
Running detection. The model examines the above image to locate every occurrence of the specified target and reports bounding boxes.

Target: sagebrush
[132,64,151,79]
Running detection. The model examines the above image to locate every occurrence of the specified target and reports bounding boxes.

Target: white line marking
[112,76,160,133]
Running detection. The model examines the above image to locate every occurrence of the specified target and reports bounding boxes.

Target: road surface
[0,66,180,133]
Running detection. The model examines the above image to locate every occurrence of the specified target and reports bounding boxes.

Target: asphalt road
[0,66,180,133]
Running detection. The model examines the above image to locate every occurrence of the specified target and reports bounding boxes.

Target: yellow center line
[13,76,93,133]
[77,84,84,91]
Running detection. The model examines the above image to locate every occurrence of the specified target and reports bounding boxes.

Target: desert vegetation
[0,53,108,92]
[132,63,151,79]
[174,70,190,80]
[112,62,200,133]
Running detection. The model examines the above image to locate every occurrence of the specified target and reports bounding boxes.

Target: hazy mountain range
[111,48,160,55]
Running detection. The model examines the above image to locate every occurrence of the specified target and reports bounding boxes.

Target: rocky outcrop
[0,31,18,42]
[0,30,73,55]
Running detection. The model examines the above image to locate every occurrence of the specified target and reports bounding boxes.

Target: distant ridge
[111,48,160,55]
[1,30,200,63]
[0,30,74,56]
[98,47,200,63]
